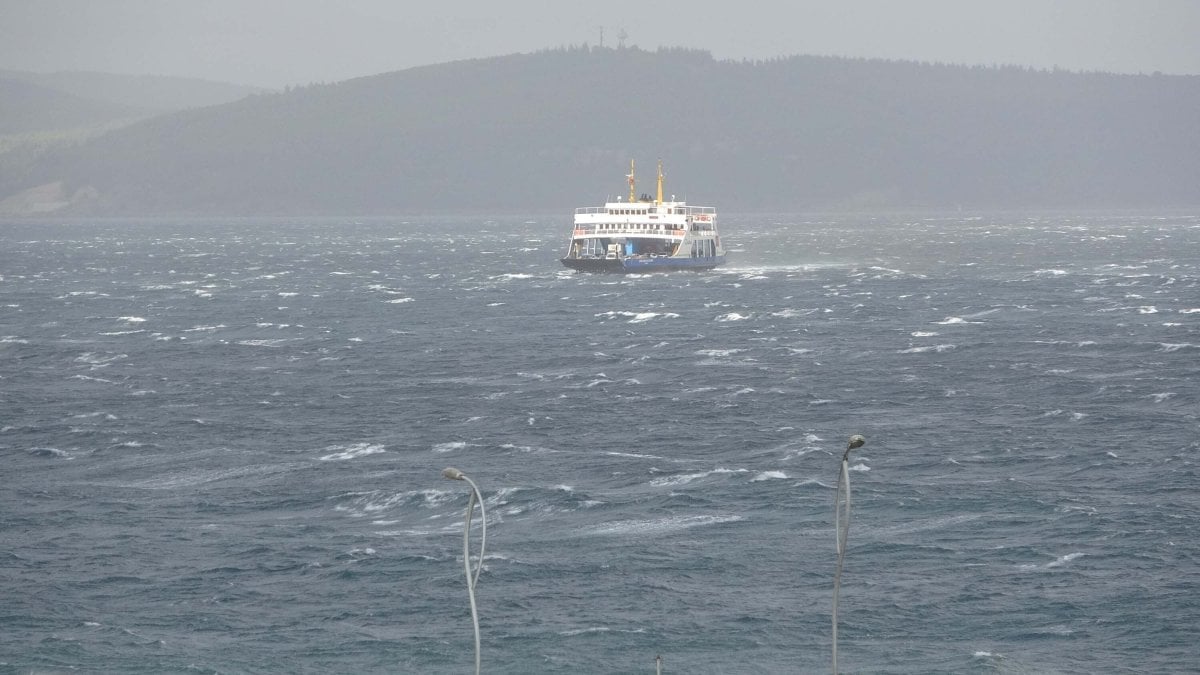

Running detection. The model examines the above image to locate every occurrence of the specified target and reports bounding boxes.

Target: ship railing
[572,224,687,236]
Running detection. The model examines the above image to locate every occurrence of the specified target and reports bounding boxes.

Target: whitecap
[499,443,555,454]
[771,308,818,318]
[1159,343,1198,352]
[236,339,292,347]
[432,441,470,453]
[1018,552,1084,571]
[70,412,117,420]
[1043,552,1086,570]
[899,344,956,353]
[696,348,746,357]
[910,331,939,337]
[75,352,127,367]
[318,443,386,461]
[386,297,415,304]
[604,451,665,460]
[119,465,283,489]
[586,514,743,537]
[559,627,611,636]
[594,310,676,323]
[716,312,750,321]
[117,316,147,323]
[750,470,788,482]
[650,467,749,486]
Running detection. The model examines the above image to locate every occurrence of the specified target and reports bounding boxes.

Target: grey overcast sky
[2,0,1198,87]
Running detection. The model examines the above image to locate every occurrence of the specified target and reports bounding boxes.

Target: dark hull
[561,255,726,273]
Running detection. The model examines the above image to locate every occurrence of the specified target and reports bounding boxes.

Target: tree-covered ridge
[2,47,1197,215]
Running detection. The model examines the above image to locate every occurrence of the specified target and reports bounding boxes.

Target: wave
[1158,343,1198,352]
[584,514,744,537]
[595,310,679,323]
[318,443,386,461]
[1019,552,1084,571]
[236,339,295,347]
[649,467,750,486]
[899,344,956,353]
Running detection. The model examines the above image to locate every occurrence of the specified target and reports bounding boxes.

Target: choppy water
[2,213,1198,674]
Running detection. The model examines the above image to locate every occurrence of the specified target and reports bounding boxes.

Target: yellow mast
[656,159,664,205]
[626,159,636,203]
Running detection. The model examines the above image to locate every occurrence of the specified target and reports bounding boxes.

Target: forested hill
[3,47,1198,216]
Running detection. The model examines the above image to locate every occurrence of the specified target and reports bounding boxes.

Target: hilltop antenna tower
[618,28,628,49]
[599,26,604,48]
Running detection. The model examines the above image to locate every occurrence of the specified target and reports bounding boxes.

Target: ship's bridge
[572,202,717,237]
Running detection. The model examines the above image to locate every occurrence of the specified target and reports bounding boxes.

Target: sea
[2,212,1198,674]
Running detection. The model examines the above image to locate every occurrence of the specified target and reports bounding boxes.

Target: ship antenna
[656,159,664,205]
[627,159,636,203]
[442,467,487,675]
[832,434,865,675]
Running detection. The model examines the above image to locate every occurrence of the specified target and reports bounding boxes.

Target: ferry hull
[560,255,725,273]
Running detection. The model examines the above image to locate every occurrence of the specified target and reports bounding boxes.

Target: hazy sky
[3,0,1198,87]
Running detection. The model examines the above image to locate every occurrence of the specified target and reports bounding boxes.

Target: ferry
[560,160,726,272]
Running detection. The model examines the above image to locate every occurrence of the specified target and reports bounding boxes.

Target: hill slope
[3,47,1198,215]
[0,70,267,114]
[0,78,150,136]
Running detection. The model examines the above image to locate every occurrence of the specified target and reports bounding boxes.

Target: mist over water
[3,213,1198,673]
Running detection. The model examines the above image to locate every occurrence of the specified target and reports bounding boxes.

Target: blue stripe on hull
[561,256,726,273]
